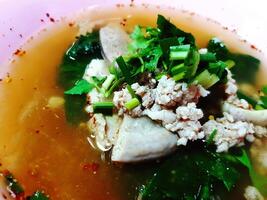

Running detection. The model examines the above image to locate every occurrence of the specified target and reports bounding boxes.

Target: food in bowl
[0,5,267,200]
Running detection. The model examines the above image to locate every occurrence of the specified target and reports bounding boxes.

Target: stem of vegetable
[125,98,140,110]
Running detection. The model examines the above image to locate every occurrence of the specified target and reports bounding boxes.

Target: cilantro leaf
[128,26,157,53]
[64,80,94,95]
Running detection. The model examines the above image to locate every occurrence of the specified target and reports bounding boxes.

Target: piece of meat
[83,59,109,82]
[111,115,178,162]
[99,23,130,62]
[223,102,267,126]
[87,114,123,152]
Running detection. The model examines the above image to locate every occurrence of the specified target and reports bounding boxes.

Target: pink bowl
[1,0,267,64]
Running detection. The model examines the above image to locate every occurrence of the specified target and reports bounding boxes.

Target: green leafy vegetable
[64,80,94,95]
[116,56,133,84]
[200,52,216,62]
[207,37,260,84]
[140,144,241,200]
[207,38,229,60]
[234,149,267,196]
[58,31,102,124]
[4,171,24,196]
[58,31,102,89]
[157,15,195,45]
[64,95,88,124]
[230,54,260,84]
[27,191,49,200]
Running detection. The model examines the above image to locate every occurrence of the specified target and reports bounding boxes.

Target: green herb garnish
[140,144,241,200]
[64,80,95,95]
[93,102,114,115]
[4,171,24,196]
[58,31,102,124]
[125,98,140,110]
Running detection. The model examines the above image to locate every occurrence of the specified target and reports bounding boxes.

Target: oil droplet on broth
[0,4,267,200]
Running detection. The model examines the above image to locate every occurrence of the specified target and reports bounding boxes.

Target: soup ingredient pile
[58,15,267,199]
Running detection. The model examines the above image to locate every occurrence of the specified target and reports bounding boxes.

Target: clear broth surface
[0,5,266,200]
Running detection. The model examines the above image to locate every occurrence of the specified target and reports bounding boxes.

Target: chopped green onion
[116,56,132,84]
[125,98,140,110]
[162,61,168,70]
[207,129,217,145]
[169,51,189,60]
[185,49,200,78]
[127,85,136,98]
[172,72,185,82]
[237,90,257,107]
[225,60,235,69]
[170,44,191,52]
[194,70,219,89]
[104,78,124,98]
[93,102,114,115]
[102,74,115,90]
[200,52,216,62]
[170,63,186,75]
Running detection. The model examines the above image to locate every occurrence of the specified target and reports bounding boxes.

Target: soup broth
[0,5,266,200]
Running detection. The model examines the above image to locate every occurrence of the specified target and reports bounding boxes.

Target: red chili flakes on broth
[81,162,100,173]
[13,49,26,57]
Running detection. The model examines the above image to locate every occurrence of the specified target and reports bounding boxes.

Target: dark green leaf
[157,15,195,45]
[261,86,267,95]
[141,145,241,200]
[64,94,88,125]
[116,56,133,84]
[234,149,267,196]
[58,31,102,90]
[64,80,94,95]
[57,31,102,124]
[27,191,49,200]
[260,96,267,107]
[207,37,229,60]
[230,54,260,84]
[207,37,260,84]
[4,172,24,195]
